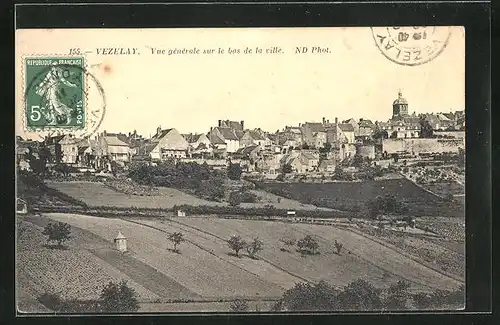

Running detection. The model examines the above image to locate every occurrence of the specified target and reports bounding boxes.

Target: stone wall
[382,138,465,155]
[433,131,465,139]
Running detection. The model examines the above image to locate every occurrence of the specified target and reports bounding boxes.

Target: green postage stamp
[24,57,85,129]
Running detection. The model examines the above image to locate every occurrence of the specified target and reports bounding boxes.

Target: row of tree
[230,279,464,312]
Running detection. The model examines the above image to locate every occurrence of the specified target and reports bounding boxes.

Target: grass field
[41,213,461,295]
[258,179,464,217]
[44,181,330,211]
[19,212,464,312]
[45,181,223,208]
[16,216,161,313]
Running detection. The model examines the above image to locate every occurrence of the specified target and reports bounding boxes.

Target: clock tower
[392,90,409,119]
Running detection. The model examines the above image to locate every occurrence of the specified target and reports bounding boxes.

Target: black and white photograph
[15,26,467,314]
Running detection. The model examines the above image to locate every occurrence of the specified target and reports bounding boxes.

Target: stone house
[301,122,327,148]
[147,127,190,160]
[97,132,133,163]
[208,127,240,153]
[183,133,212,158]
[239,129,272,148]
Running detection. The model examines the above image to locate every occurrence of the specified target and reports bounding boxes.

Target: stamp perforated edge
[20,53,90,135]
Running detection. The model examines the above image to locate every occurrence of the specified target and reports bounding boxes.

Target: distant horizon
[17,106,465,141]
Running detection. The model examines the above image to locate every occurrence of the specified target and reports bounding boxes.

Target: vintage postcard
[15,27,465,314]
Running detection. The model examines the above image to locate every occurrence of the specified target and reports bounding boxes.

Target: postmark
[371,27,451,66]
[23,56,106,143]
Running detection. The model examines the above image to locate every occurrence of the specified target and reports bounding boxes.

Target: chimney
[322,117,326,124]
[103,130,107,136]
[335,117,338,125]
[218,120,222,127]
[327,119,330,124]
[157,126,161,135]
[240,120,244,130]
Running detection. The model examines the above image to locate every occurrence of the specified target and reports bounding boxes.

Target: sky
[16,27,465,139]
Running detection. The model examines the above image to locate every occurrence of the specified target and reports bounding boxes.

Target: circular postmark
[23,58,106,144]
[371,27,451,66]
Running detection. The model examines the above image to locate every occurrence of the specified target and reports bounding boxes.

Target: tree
[366,194,409,219]
[351,154,365,168]
[246,238,263,259]
[280,281,338,311]
[53,163,78,177]
[282,163,293,174]
[227,235,247,257]
[229,299,249,312]
[384,280,411,310]
[229,191,241,206]
[373,130,389,141]
[420,117,434,138]
[336,279,383,311]
[334,240,343,255]
[99,280,139,313]
[297,235,319,255]
[168,232,185,252]
[227,163,243,180]
[26,145,52,177]
[42,222,71,247]
[280,236,296,252]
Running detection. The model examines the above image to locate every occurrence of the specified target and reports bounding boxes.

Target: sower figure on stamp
[35,65,77,125]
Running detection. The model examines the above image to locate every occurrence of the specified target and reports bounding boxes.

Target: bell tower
[392,90,409,118]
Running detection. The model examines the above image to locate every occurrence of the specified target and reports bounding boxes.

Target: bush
[127,161,225,201]
[246,238,263,259]
[280,281,338,311]
[229,191,258,206]
[334,240,343,255]
[42,222,71,247]
[99,280,139,313]
[297,235,319,255]
[229,299,249,312]
[384,280,411,310]
[336,279,383,311]
[280,236,296,252]
[227,163,243,180]
[366,194,409,219]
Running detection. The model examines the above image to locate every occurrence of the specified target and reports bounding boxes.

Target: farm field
[16,216,161,313]
[350,225,465,280]
[42,213,285,299]
[258,178,464,217]
[44,181,324,211]
[45,181,223,208]
[172,217,462,292]
[23,213,464,312]
[421,181,464,198]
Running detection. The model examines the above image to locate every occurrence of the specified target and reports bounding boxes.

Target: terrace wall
[382,138,465,155]
[433,131,465,139]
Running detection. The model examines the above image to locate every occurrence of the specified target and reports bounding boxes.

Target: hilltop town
[17,91,465,181]
[16,91,466,313]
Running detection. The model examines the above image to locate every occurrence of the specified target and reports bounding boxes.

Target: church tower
[392,90,409,119]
